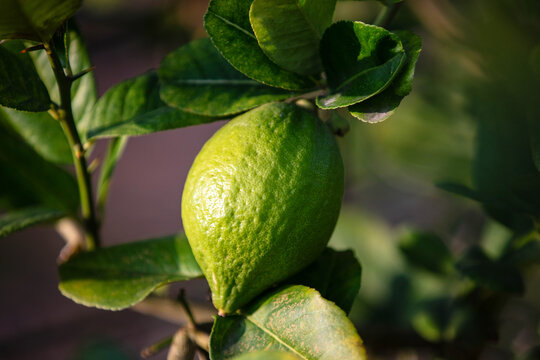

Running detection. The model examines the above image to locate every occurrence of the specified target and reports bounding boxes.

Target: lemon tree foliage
[0,207,65,237]
[0,116,79,213]
[1,24,96,164]
[317,21,406,109]
[249,0,337,76]
[59,234,203,310]
[0,0,82,41]
[0,0,428,358]
[204,0,315,90]
[210,286,366,360]
[159,38,296,116]
[85,72,220,139]
[349,30,422,123]
[0,41,50,112]
[285,248,362,314]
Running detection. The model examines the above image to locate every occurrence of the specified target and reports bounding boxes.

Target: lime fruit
[181,102,344,314]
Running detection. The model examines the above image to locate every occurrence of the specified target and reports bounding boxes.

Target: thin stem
[374,1,403,28]
[177,289,198,328]
[43,41,100,250]
[141,335,174,358]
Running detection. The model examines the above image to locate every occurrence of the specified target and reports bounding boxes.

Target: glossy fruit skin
[181,102,344,314]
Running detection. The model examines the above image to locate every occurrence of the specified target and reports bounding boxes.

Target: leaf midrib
[170,79,264,86]
[245,315,309,360]
[208,10,257,40]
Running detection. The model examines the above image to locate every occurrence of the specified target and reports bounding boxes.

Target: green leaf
[231,352,301,360]
[85,72,220,139]
[159,38,295,117]
[316,21,406,109]
[0,108,72,164]
[455,246,524,294]
[30,22,97,134]
[0,206,65,237]
[58,234,203,310]
[97,137,128,211]
[399,231,453,274]
[249,0,336,76]
[210,285,366,360]
[0,42,50,111]
[286,248,362,314]
[349,30,422,123]
[1,24,97,164]
[204,0,315,90]
[0,0,82,41]
[0,115,79,212]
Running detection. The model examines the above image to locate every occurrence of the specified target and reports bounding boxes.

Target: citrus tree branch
[43,40,100,250]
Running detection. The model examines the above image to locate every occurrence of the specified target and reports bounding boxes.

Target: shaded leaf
[97,137,128,212]
[85,72,220,139]
[159,38,295,117]
[0,0,82,42]
[286,247,361,314]
[0,207,65,237]
[249,0,337,75]
[2,24,97,164]
[473,89,540,220]
[437,182,487,203]
[231,352,301,360]
[0,115,79,212]
[0,42,50,111]
[530,117,540,173]
[399,231,453,275]
[455,246,524,294]
[411,297,468,342]
[58,234,203,310]
[204,0,315,90]
[210,285,366,360]
[317,21,405,109]
[0,108,72,164]
[349,31,422,123]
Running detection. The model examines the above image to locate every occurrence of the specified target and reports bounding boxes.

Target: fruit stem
[43,40,100,250]
[140,334,174,358]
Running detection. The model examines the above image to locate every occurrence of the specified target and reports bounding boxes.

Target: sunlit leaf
[286,247,362,314]
[58,234,203,310]
[85,72,220,139]
[349,31,422,123]
[159,38,295,116]
[249,0,336,75]
[316,21,405,109]
[204,0,315,90]
[210,285,366,360]
[0,0,82,42]
[0,207,65,237]
[0,42,50,111]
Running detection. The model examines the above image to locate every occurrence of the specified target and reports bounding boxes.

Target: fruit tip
[218,309,227,317]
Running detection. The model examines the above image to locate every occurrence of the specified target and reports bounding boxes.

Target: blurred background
[1,0,539,359]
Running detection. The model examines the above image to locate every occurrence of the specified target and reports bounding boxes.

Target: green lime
[181,102,344,314]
